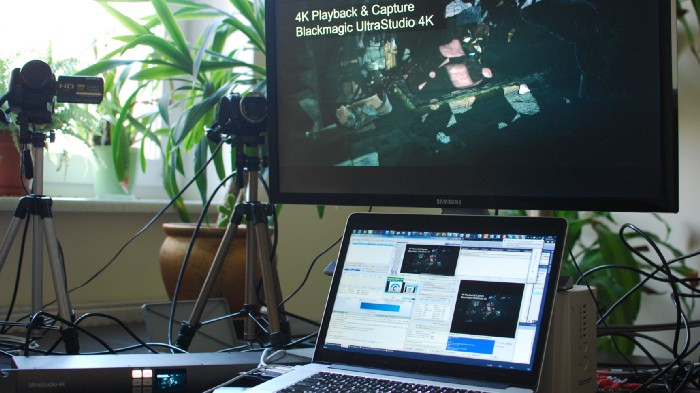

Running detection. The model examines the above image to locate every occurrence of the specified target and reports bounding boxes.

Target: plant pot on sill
[0,133,31,196]
[91,145,138,199]
[158,223,249,313]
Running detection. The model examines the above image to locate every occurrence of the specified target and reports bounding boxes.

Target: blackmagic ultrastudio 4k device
[1,351,306,393]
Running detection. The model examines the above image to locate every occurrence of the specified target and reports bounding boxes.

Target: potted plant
[65,65,159,198]
[505,210,696,355]
[77,0,267,312]
[79,0,265,218]
[0,57,25,196]
[0,118,26,196]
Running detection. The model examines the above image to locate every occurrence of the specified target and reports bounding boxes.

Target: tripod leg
[41,215,79,354]
[253,220,290,348]
[0,200,43,339]
[0,215,27,276]
[176,213,244,351]
[32,140,46,315]
[32,214,44,315]
[243,215,260,342]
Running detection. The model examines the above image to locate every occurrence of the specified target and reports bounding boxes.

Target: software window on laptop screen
[323,229,558,371]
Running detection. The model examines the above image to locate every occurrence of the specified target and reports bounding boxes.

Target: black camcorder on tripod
[0,59,103,355]
[206,91,268,156]
[177,91,292,351]
[1,59,103,130]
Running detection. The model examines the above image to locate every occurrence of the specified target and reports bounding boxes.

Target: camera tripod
[176,138,290,351]
[0,114,79,354]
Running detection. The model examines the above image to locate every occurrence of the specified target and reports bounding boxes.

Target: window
[1,1,247,202]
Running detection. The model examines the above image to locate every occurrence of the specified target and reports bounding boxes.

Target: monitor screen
[265,0,678,212]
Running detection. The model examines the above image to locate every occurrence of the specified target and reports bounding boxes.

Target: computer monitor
[265,0,678,212]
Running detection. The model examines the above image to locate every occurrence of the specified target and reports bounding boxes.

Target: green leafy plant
[0,57,17,135]
[79,0,266,221]
[66,65,159,190]
[678,0,700,61]
[506,210,695,354]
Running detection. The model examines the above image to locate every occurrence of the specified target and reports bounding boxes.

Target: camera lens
[20,60,55,92]
[239,93,267,124]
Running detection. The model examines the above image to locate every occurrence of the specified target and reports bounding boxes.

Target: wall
[0,200,182,324]
[613,26,700,359]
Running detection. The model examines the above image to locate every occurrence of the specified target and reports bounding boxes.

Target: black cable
[21,313,184,357]
[604,332,665,371]
[0,140,303,357]
[66,141,224,298]
[200,310,247,327]
[6,141,224,353]
[167,164,234,347]
[279,235,341,308]
[630,300,691,392]
[666,248,700,266]
[19,143,30,196]
[619,224,688,361]
[0,217,30,334]
[217,343,252,353]
[73,312,158,354]
[577,263,680,287]
[5,141,222,356]
[599,319,700,334]
[572,224,689,383]
[283,331,318,350]
[3,144,222,336]
[594,263,671,327]
[279,206,374,308]
[577,222,700,393]
[279,310,320,328]
[24,311,113,356]
[105,342,187,354]
[582,261,700,327]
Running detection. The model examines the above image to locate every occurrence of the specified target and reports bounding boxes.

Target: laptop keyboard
[278,371,484,392]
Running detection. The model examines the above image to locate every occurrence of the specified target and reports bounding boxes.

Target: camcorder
[212,92,267,141]
[1,59,103,126]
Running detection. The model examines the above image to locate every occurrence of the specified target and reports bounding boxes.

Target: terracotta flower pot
[158,223,249,312]
[0,133,31,196]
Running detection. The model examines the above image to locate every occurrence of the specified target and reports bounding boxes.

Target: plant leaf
[96,1,151,36]
[150,0,193,65]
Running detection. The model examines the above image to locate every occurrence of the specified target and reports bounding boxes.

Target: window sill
[0,196,203,214]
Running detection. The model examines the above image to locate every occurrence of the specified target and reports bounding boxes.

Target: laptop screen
[314,213,566,388]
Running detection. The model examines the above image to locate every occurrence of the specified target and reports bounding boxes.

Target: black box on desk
[1,351,308,393]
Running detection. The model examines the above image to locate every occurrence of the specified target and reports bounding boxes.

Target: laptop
[246,212,567,392]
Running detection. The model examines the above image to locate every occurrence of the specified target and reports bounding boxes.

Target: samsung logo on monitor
[437,198,462,206]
